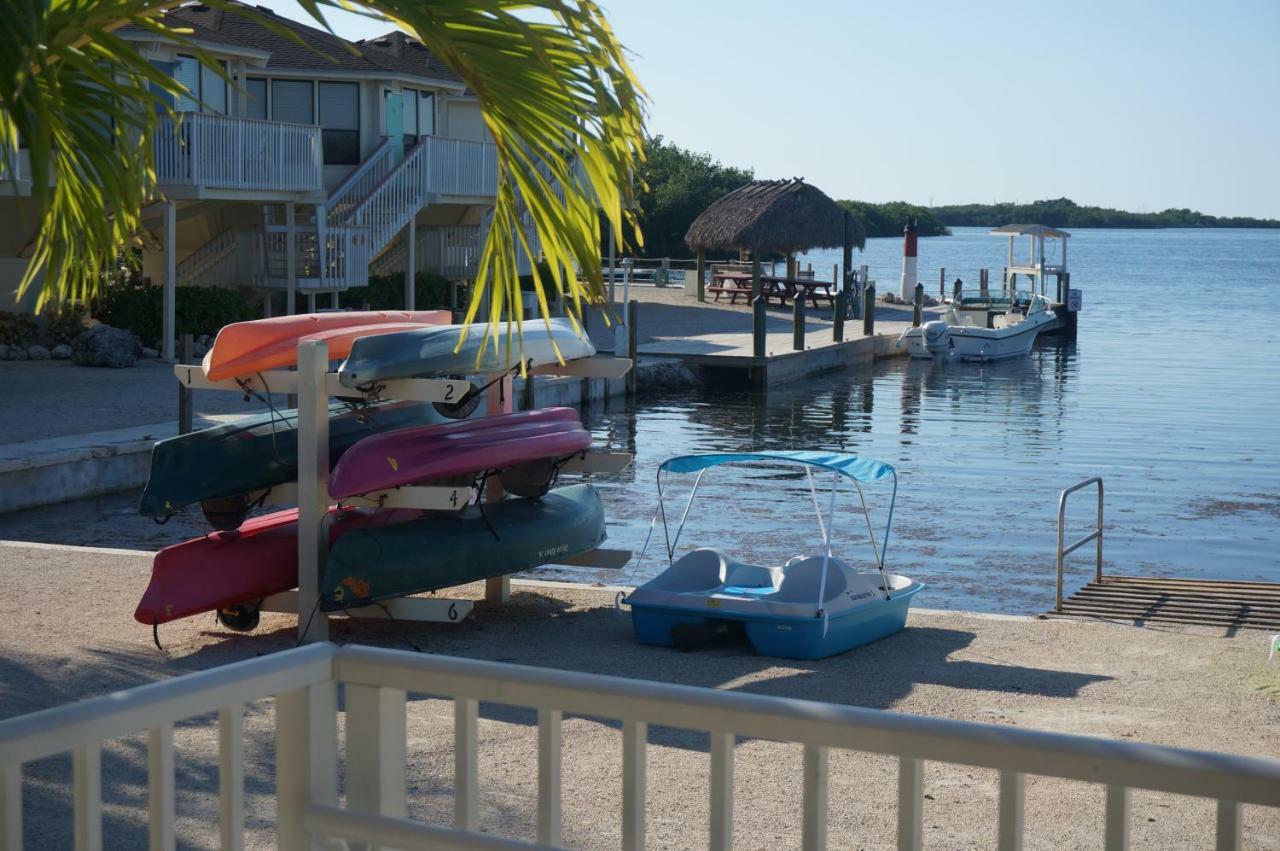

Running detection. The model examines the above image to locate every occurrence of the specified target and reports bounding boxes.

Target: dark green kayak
[321,483,605,611]
[138,400,433,518]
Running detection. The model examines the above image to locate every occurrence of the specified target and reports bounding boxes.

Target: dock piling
[953,279,963,304]
[695,250,706,303]
[752,296,767,357]
[939,267,946,299]
[980,268,989,298]
[793,295,806,351]
[833,294,846,342]
[863,285,875,336]
[626,299,638,397]
[913,284,924,327]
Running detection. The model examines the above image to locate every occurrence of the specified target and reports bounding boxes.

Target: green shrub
[0,311,39,346]
[44,308,90,345]
[342,272,455,311]
[97,284,253,345]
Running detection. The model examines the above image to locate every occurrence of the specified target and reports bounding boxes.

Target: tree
[637,136,753,258]
[0,0,646,335]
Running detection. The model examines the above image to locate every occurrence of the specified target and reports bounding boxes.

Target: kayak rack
[173,341,635,642]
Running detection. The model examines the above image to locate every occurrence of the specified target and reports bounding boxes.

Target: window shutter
[271,80,314,125]
[174,56,199,112]
[200,61,227,114]
[318,82,359,130]
[244,78,267,120]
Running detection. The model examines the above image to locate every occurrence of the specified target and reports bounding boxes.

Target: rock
[0,344,8,360]
[71,324,141,368]
[880,292,901,304]
[8,346,28,361]
[26,345,50,360]
[51,344,72,360]
[140,347,160,359]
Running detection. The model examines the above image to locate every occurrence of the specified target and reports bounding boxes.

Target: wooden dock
[1053,575,1280,631]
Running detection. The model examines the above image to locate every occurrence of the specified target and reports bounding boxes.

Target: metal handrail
[1056,477,1104,612]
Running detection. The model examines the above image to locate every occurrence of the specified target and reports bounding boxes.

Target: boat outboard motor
[920,320,950,356]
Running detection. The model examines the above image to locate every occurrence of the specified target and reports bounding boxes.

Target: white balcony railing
[153,113,323,193]
[1,642,1277,851]
[425,135,499,197]
[258,223,371,291]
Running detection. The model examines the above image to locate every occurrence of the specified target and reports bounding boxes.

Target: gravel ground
[1,541,1276,849]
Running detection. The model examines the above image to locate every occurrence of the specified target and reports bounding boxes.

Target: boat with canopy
[624,451,922,659]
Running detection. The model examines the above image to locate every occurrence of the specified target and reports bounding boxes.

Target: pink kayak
[202,310,451,381]
[329,408,591,499]
[134,505,418,626]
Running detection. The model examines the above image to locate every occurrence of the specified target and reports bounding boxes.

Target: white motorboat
[902,291,1057,362]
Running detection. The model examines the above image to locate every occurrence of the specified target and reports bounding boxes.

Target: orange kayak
[202,310,451,381]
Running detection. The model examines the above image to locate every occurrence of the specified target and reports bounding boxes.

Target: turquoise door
[384,90,404,161]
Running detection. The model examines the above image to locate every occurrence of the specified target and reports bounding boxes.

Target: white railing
[348,140,432,261]
[258,223,371,291]
[176,228,239,288]
[326,136,398,226]
[3,642,1277,851]
[427,136,499,198]
[153,113,323,193]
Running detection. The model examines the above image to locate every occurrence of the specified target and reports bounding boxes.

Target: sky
[261,0,1280,218]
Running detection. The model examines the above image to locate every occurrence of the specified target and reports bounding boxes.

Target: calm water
[3,228,1276,615]
[542,228,1280,614]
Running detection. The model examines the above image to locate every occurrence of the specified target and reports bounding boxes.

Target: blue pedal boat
[624,451,922,660]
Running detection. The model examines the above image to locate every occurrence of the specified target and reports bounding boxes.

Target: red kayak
[328,407,591,500]
[202,310,450,381]
[134,506,417,627]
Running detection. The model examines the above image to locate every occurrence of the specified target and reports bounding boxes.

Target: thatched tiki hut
[684,178,865,300]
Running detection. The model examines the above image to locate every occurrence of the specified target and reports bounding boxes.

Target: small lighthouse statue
[900,217,918,302]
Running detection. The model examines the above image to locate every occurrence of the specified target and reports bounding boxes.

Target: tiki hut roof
[684,179,865,255]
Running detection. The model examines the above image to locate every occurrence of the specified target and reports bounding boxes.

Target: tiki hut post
[695,249,706,303]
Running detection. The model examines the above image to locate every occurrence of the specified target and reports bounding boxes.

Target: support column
[296,341,330,643]
[163,201,176,361]
[607,227,617,305]
[285,202,297,316]
[405,218,416,310]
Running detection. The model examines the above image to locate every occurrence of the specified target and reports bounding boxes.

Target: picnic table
[708,271,837,309]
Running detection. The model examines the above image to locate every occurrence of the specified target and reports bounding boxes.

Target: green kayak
[138,400,433,518]
[321,483,605,611]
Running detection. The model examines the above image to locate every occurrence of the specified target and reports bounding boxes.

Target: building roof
[989,224,1071,239]
[684,179,865,255]
[123,2,463,88]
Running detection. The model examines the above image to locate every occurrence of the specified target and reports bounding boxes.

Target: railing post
[73,744,102,851]
[897,756,922,851]
[709,732,734,851]
[296,341,329,642]
[1103,784,1128,851]
[536,708,563,845]
[863,284,876,336]
[802,745,829,850]
[1216,800,1242,851]
[0,764,20,851]
[997,771,1024,851]
[346,684,408,834]
[148,724,176,851]
[793,293,806,351]
[1095,478,1105,583]
[454,697,479,831]
[621,720,646,851]
[913,283,924,327]
[218,705,245,851]
[275,682,338,851]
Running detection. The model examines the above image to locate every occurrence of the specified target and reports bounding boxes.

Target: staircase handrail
[326,137,398,221]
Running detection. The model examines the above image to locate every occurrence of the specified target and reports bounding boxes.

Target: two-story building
[0,2,508,358]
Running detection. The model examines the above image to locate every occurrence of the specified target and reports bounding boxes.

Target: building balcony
[153,113,325,200]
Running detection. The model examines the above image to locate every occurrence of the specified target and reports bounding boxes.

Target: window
[319,81,359,165]
[173,55,226,113]
[271,79,314,125]
[174,56,200,112]
[244,77,267,120]
[400,90,436,151]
